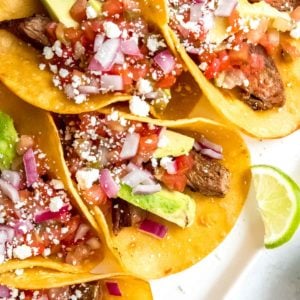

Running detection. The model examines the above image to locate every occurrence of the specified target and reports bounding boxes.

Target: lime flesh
[251,165,300,248]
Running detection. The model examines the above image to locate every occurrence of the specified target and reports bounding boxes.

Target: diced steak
[78,282,101,300]
[241,44,285,110]
[112,198,147,235]
[0,15,51,48]
[248,0,300,11]
[186,151,230,197]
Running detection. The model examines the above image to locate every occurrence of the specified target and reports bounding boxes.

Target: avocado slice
[40,0,79,28]
[118,184,196,228]
[154,130,194,159]
[0,112,18,170]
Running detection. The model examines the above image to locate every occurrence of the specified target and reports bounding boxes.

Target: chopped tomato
[228,9,240,33]
[156,74,177,88]
[128,63,149,81]
[175,155,194,175]
[198,51,217,65]
[70,0,87,22]
[64,28,83,45]
[218,50,230,72]
[61,215,81,243]
[138,134,159,156]
[161,173,187,192]
[259,29,280,55]
[291,6,300,21]
[247,19,268,44]
[81,20,97,42]
[27,232,46,255]
[204,58,221,79]
[102,0,124,17]
[81,184,107,206]
[229,43,250,65]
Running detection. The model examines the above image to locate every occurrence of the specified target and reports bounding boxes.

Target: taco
[0,83,122,275]
[0,269,152,300]
[50,109,251,279]
[0,0,192,116]
[140,0,300,138]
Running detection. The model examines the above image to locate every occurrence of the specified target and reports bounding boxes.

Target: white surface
[151,129,300,300]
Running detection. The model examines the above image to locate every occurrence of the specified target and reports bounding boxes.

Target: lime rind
[251,165,300,249]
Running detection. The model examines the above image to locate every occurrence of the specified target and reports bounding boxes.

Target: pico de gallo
[0,132,101,266]
[32,0,183,116]
[56,111,229,237]
[168,0,300,110]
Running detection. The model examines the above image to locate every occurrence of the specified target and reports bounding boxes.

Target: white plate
[151,129,300,300]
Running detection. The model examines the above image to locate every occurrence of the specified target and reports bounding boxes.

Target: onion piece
[14,220,34,235]
[0,179,20,203]
[201,148,223,160]
[190,3,204,22]
[133,184,161,195]
[100,169,119,198]
[0,226,15,242]
[94,34,105,52]
[126,162,139,172]
[74,223,90,242]
[114,51,125,64]
[0,286,10,298]
[138,219,168,239]
[88,57,103,71]
[34,205,69,223]
[214,0,237,17]
[78,85,99,94]
[101,74,123,91]
[105,282,122,296]
[154,50,175,74]
[193,141,202,152]
[120,133,140,160]
[199,137,223,153]
[1,170,21,189]
[94,38,120,71]
[121,169,153,188]
[164,160,177,175]
[23,148,38,187]
[120,38,142,56]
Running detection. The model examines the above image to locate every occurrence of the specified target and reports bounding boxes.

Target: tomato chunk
[102,0,124,17]
[81,184,108,206]
[161,173,187,192]
[70,0,87,22]
[175,155,194,175]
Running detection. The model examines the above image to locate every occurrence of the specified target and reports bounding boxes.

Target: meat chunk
[0,15,51,48]
[241,44,285,110]
[112,198,147,235]
[248,0,300,11]
[186,151,230,197]
[77,282,101,300]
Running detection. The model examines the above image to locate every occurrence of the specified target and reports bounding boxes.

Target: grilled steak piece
[248,0,300,11]
[112,198,147,235]
[186,151,230,197]
[241,44,285,110]
[78,282,101,300]
[0,15,51,48]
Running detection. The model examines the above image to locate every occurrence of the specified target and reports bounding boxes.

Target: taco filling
[168,0,300,110]
[0,0,184,116]
[0,112,101,266]
[55,111,230,236]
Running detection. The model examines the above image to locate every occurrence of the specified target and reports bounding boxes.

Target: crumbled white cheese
[43,47,54,60]
[15,269,24,276]
[137,79,153,94]
[39,63,46,70]
[50,179,64,190]
[74,94,87,104]
[157,134,169,148]
[59,68,69,78]
[249,19,260,30]
[160,157,173,169]
[43,248,51,257]
[76,168,100,190]
[13,245,32,260]
[129,96,150,117]
[147,36,160,52]
[86,5,98,19]
[49,64,58,74]
[49,196,64,212]
[290,22,300,39]
[53,40,63,57]
[151,158,158,168]
[103,21,122,38]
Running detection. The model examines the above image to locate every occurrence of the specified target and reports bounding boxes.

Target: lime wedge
[251,165,300,249]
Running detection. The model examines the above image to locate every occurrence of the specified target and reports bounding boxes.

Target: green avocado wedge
[117,184,196,228]
[0,112,18,170]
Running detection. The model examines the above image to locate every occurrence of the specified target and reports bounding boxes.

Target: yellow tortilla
[0,84,123,275]
[0,269,153,300]
[141,0,300,138]
[51,108,251,279]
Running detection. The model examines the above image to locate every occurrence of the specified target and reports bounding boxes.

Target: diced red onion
[186,46,201,54]
[78,85,99,94]
[64,84,76,98]
[34,205,69,223]
[100,74,123,91]
[0,286,10,298]
[201,148,223,160]
[114,51,125,65]
[86,237,101,250]
[154,50,175,74]
[0,244,5,257]
[121,169,153,188]
[120,133,140,160]
[120,38,142,56]
[23,148,38,187]
[193,141,202,152]
[126,162,139,172]
[105,282,122,296]
[100,169,119,198]
[0,226,15,242]
[214,0,237,17]
[88,57,103,72]
[199,137,223,153]
[94,34,105,52]
[138,219,168,239]
[94,38,120,71]
[0,179,20,203]
[133,184,161,195]
[1,170,21,189]
[74,223,90,242]
[14,220,34,235]
[144,91,158,99]
[190,3,204,22]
